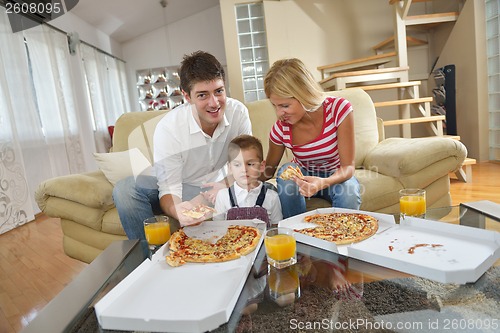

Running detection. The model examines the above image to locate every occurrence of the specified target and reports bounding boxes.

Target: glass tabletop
[23,204,500,333]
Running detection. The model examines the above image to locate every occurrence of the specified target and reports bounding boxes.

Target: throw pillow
[93,148,152,185]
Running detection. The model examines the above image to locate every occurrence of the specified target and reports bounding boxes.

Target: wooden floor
[0,161,499,333]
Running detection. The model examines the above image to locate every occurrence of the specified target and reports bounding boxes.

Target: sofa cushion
[112,110,167,159]
[94,148,152,185]
[355,169,403,212]
[35,171,114,210]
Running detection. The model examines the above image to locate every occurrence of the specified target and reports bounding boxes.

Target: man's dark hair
[179,51,225,95]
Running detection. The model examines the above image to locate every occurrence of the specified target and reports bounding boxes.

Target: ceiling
[70,0,220,43]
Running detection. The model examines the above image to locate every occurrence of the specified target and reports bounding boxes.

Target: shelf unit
[235,2,269,103]
[136,66,185,111]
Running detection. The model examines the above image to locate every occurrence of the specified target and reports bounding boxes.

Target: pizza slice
[279,165,305,181]
[181,204,216,219]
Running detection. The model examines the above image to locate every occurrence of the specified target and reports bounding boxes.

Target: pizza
[279,165,305,181]
[181,204,216,219]
[294,212,378,245]
[166,225,261,267]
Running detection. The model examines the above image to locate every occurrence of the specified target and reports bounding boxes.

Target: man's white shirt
[153,98,252,199]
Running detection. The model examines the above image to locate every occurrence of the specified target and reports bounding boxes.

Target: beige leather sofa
[35,88,467,263]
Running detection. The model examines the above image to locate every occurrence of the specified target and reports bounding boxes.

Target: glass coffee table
[22,203,500,333]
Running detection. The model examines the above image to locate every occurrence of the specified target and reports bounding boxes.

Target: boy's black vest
[226,184,270,227]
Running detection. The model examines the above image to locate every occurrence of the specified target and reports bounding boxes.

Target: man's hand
[175,201,209,227]
[200,182,227,205]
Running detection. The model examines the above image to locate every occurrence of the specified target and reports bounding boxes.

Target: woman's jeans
[112,175,201,241]
[276,162,361,218]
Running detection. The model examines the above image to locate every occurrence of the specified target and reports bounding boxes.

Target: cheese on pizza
[166,225,261,267]
[295,212,378,245]
[279,165,305,181]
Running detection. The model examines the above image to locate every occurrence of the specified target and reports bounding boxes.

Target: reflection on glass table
[22,204,499,333]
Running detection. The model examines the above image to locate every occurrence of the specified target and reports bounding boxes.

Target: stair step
[374,97,432,108]
[347,81,421,92]
[389,0,433,4]
[327,66,408,79]
[405,12,459,27]
[318,52,396,77]
[320,66,409,90]
[372,36,427,52]
[462,157,476,166]
[443,134,461,141]
[383,115,445,127]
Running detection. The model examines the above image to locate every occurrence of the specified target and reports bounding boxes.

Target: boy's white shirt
[213,181,283,224]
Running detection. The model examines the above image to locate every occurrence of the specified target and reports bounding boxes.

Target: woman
[262,58,361,218]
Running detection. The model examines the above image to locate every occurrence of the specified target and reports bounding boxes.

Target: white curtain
[0,10,37,233]
[0,9,90,233]
[80,44,131,153]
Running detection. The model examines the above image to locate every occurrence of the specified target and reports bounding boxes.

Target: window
[235,2,269,103]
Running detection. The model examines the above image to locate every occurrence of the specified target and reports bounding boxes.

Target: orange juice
[144,222,170,245]
[400,195,426,217]
[265,234,296,261]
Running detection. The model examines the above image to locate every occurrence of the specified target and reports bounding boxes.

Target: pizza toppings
[279,165,305,181]
[294,212,379,245]
[166,225,261,267]
[181,204,216,219]
[407,243,443,254]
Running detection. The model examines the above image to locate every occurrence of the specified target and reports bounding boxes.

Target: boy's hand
[200,182,227,204]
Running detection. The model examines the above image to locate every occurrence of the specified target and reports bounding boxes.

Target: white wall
[122,5,225,111]
[51,11,122,58]
[433,0,489,161]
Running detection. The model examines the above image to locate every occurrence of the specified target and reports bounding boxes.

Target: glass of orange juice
[264,228,296,269]
[399,188,426,220]
[143,216,171,248]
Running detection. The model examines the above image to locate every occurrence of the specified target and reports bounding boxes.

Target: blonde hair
[264,58,325,111]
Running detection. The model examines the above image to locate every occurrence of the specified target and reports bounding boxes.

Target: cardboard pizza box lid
[95,219,266,333]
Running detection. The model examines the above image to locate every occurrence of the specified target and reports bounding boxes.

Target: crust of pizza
[279,165,305,181]
[166,225,261,267]
[296,213,378,245]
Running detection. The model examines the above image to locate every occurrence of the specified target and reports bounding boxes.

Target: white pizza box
[347,217,500,284]
[278,207,396,256]
[94,219,266,333]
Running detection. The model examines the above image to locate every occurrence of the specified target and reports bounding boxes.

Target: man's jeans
[112,175,201,241]
[276,162,362,219]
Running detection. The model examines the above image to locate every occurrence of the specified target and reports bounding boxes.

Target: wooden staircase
[317,0,475,182]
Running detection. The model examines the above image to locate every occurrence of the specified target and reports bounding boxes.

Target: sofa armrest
[35,171,115,212]
[363,137,467,178]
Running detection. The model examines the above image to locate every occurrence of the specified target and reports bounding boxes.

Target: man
[113,51,252,241]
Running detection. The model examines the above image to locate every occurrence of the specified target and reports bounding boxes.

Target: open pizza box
[279,208,500,284]
[348,217,500,284]
[279,207,397,256]
[94,219,266,333]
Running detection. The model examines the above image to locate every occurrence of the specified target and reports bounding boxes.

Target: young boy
[213,135,283,225]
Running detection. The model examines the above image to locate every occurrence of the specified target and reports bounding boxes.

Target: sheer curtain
[80,44,131,153]
[0,9,92,234]
[0,10,38,233]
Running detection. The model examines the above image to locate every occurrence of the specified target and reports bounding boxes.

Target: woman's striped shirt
[269,96,353,173]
